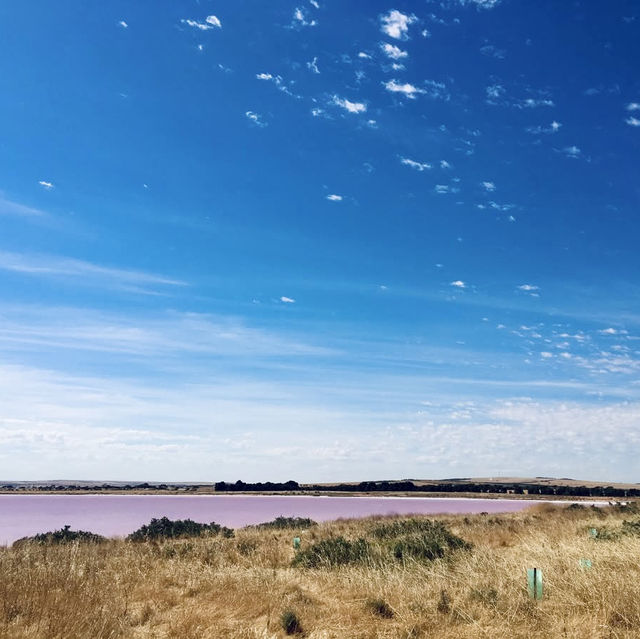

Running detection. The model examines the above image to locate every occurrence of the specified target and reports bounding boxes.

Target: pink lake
[0,494,600,545]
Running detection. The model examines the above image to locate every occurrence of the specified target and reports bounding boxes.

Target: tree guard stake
[527,568,543,600]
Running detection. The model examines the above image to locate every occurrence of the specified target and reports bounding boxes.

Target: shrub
[621,518,640,536]
[13,524,106,545]
[372,518,471,562]
[127,516,233,541]
[365,598,394,618]
[280,609,303,635]
[252,516,317,530]
[292,536,370,568]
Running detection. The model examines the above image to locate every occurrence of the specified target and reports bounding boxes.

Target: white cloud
[358,52,371,59]
[540,351,553,358]
[310,108,325,117]
[280,296,296,303]
[307,57,320,74]
[380,10,416,40]
[293,7,316,27]
[600,328,618,335]
[0,197,47,218]
[563,145,581,158]
[482,181,496,191]
[440,160,451,169]
[435,185,451,194]
[626,116,640,127]
[626,103,640,111]
[181,16,221,30]
[485,84,505,101]
[463,0,501,8]
[401,157,431,171]
[551,120,562,131]
[309,0,320,7]
[450,280,466,288]
[380,43,408,60]
[245,111,266,127]
[522,98,554,108]
[38,180,54,190]
[517,284,539,291]
[326,194,343,201]
[118,20,128,28]
[383,79,425,98]
[332,95,367,113]
[256,73,273,80]
[0,251,186,293]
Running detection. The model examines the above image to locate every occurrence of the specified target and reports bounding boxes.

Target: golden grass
[1,503,640,638]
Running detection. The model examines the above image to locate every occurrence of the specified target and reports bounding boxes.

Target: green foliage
[372,518,471,562]
[280,609,303,635]
[292,536,370,568]
[621,518,640,536]
[127,516,234,541]
[365,598,394,618]
[13,524,106,545]
[252,516,317,530]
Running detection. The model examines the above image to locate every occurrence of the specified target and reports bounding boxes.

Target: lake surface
[0,494,598,545]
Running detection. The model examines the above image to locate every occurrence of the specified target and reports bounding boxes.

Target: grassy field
[1,503,639,638]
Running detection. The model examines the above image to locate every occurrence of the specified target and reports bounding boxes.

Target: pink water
[0,494,592,545]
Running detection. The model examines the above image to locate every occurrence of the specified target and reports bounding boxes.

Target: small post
[588,528,598,539]
[293,536,301,549]
[579,559,592,569]
[527,568,543,600]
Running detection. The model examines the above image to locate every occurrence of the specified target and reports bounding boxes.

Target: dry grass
[1,503,640,638]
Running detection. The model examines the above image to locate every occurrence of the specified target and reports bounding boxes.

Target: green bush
[127,516,234,541]
[621,518,640,536]
[372,518,471,562]
[292,536,370,568]
[252,516,317,530]
[13,524,106,545]
[280,609,303,634]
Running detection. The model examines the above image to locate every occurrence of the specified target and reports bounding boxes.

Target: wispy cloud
[118,20,128,28]
[517,284,539,293]
[482,181,496,191]
[526,121,562,134]
[38,180,54,190]
[626,102,640,111]
[625,116,640,127]
[307,57,320,74]
[181,16,222,30]
[332,95,367,113]
[562,145,582,158]
[401,157,431,171]
[280,296,296,304]
[326,194,343,201]
[450,280,466,289]
[380,10,416,40]
[0,197,47,218]
[383,79,425,98]
[245,111,267,127]
[0,251,186,293]
[292,7,316,27]
[380,43,408,60]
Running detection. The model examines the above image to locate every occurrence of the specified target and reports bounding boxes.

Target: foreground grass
[1,503,640,638]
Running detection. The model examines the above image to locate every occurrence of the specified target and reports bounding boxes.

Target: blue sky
[0,1,639,482]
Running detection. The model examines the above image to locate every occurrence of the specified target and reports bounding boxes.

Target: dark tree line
[214,480,640,498]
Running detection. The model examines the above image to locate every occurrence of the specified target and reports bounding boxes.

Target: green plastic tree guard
[589,528,598,538]
[579,559,592,569]
[293,536,301,549]
[527,568,543,600]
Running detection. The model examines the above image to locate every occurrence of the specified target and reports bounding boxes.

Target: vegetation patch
[127,516,233,541]
[280,609,303,635]
[14,524,106,545]
[292,536,370,568]
[372,518,471,562]
[365,598,394,618]
[252,516,317,530]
